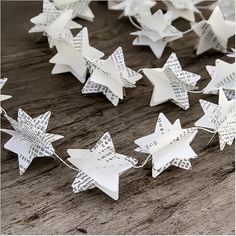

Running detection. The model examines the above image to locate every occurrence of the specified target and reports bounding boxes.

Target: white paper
[203,59,235,100]
[131,10,183,59]
[195,88,236,150]
[67,132,137,200]
[163,0,203,22]
[0,78,12,111]
[50,27,104,83]
[29,0,82,48]
[82,47,142,106]
[191,6,235,55]
[0,109,64,175]
[110,0,156,18]
[135,113,198,177]
[53,0,94,22]
[143,52,201,110]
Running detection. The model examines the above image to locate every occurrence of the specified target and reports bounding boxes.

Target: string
[198,11,206,20]
[137,68,143,73]
[187,90,203,94]
[206,132,217,146]
[196,127,217,134]
[182,28,193,35]
[1,107,8,116]
[133,154,151,168]
[128,16,142,30]
[54,152,79,171]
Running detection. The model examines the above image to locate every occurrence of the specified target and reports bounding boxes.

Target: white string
[137,68,143,73]
[187,90,203,94]
[207,132,217,146]
[1,107,8,116]
[198,11,206,20]
[54,152,79,171]
[128,16,142,30]
[133,154,151,168]
[196,127,217,134]
[182,28,193,35]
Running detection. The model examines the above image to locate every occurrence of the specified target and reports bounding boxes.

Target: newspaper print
[1,109,63,175]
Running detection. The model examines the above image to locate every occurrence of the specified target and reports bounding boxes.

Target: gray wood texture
[1,1,235,235]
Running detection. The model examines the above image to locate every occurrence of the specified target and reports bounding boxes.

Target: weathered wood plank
[1,1,234,234]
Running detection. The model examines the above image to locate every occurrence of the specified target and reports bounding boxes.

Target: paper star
[67,132,137,200]
[203,59,235,100]
[135,113,198,177]
[191,6,235,55]
[110,0,156,18]
[29,0,81,48]
[195,88,235,150]
[82,47,142,106]
[131,10,183,59]
[0,78,12,111]
[49,27,104,83]
[143,52,201,110]
[1,109,64,175]
[163,0,203,22]
[53,0,94,21]
[208,0,235,22]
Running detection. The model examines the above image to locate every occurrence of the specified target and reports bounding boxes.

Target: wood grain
[1,1,235,234]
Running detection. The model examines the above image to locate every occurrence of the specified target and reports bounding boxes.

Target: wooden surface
[1,1,235,235]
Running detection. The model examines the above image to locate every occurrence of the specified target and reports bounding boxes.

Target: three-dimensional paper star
[143,52,201,109]
[195,88,235,150]
[0,78,12,111]
[67,132,137,200]
[131,10,183,59]
[29,0,81,48]
[82,47,142,106]
[191,6,235,55]
[110,0,156,18]
[203,59,235,100]
[163,0,203,22]
[50,27,104,83]
[1,109,64,175]
[53,0,94,21]
[135,113,198,177]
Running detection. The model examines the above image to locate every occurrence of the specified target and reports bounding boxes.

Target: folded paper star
[67,132,137,200]
[29,0,81,48]
[110,0,156,18]
[195,88,235,150]
[135,113,198,177]
[131,10,183,59]
[53,0,94,21]
[163,0,203,22]
[208,0,235,22]
[50,27,104,83]
[143,52,201,109]
[203,59,235,100]
[1,109,64,175]
[191,6,235,55]
[0,78,12,112]
[82,47,142,106]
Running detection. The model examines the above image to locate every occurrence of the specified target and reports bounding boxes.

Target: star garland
[1,0,235,200]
